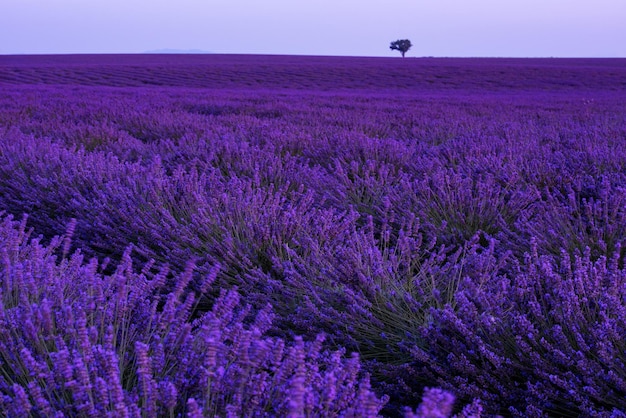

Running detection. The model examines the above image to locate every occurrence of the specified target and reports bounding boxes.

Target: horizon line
[1,52,625,59]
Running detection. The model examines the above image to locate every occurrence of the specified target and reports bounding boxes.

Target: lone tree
[390,39,412,58]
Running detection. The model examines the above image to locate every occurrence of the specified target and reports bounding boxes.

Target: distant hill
[144,49,212,54]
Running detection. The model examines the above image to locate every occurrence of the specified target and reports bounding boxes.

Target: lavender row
[1,55,624,92]
[0,212,485,417]
[0,213,385,416]
[1,82,626,415]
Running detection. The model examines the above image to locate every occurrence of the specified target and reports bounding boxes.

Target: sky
[1,0,625,57]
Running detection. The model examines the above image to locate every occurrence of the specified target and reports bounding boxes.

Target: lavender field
[1,54,626,417]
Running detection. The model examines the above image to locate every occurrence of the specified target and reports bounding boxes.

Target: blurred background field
[1,54,625,92]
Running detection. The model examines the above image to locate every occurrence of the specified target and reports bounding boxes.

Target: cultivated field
[1,54,626,417]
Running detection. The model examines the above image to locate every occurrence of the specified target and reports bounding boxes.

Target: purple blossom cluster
[0,213,391,416]
[1,54,626,416]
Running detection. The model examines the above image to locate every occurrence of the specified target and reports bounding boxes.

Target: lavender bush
[0,213,391,417]
[408,240,626,416]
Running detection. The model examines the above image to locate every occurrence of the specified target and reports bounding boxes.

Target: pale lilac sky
[1,0,625,57]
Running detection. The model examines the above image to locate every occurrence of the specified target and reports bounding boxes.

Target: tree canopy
[390,39,412,58]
